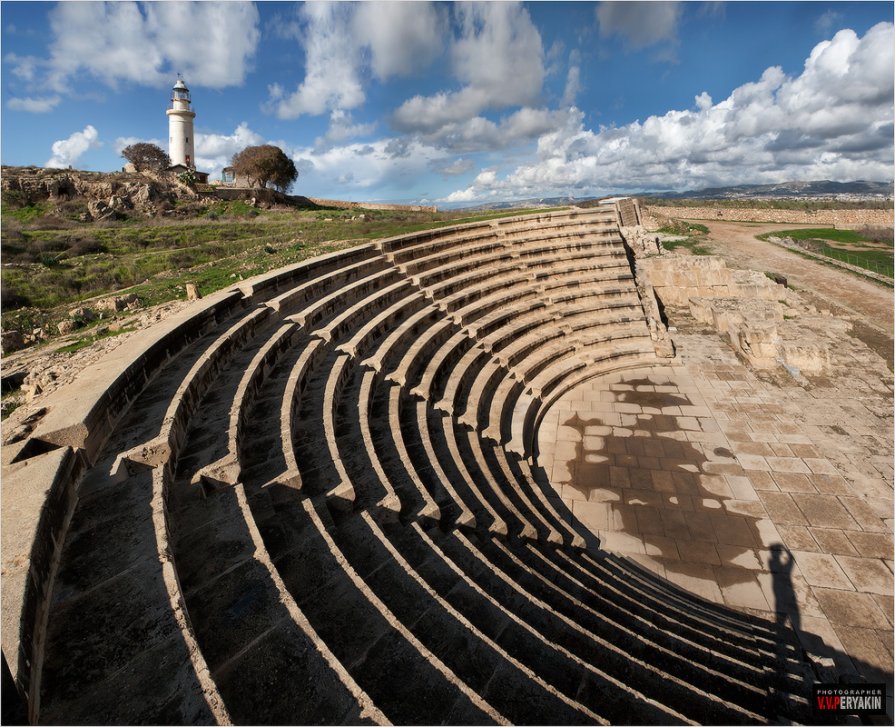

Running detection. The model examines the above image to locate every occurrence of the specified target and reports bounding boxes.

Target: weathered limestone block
[68,306,95,323]
[689,297,782,335]
[731,270,781,301]
[733,320,780,369]
[637,284,675,358]
[779,341,830,374]
[638,255,782,308]
[775,316,846,375]
[95,293,140,313]
[620,226,662,257]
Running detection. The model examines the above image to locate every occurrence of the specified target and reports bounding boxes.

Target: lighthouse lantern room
[167,76,196,169]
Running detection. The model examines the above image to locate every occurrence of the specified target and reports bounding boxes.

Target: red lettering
[816,695,841,710]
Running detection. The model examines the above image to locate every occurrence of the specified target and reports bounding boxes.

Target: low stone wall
[306,197,437,213]
[646,205,893,228]
[202,188,437,213]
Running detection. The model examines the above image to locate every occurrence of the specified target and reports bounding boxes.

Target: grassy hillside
[1,198,561,345]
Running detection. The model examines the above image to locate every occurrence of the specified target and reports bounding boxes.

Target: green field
[1,201,563,341]
[756,227,894,278]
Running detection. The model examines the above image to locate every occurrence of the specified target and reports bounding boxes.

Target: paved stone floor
[537,314,893,685]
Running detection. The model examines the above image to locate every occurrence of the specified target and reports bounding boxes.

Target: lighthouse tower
[166,76,196,169]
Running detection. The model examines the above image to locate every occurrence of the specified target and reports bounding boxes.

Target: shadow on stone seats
[38,459,217,724]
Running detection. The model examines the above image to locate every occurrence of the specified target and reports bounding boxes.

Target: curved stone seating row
[8,208,814,724]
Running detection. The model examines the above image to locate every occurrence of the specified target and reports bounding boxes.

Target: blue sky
[2,1,892,205]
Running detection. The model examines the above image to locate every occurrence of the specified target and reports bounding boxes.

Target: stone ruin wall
[645,205,894,227]
[621,223,836,376]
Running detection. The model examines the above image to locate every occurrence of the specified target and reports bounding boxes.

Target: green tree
[230,145,298,192]
[121,142,170,172]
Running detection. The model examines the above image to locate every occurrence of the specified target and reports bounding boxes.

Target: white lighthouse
[166,76,196,169]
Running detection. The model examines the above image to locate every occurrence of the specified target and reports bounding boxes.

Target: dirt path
[690,221,893,367]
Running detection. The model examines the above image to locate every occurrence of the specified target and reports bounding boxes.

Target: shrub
[177,169,197,187]
[67,239,108,257]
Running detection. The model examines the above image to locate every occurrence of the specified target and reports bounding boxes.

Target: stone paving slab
[536,319,893,685]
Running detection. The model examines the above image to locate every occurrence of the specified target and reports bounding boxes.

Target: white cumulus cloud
[38,1,259,91]
[46,125,101,168]
[194,122,265,177]
[268,1,443,120]
[430,158,476,177]
[392,2,545,133]
[268,3,365,119]
[443,22,894,202]
[288,136,448,199]
[353,1,443,81]
[314,109,377,149]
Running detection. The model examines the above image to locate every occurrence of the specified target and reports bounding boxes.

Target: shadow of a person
[768,542,810,716]
[769,543,801,635]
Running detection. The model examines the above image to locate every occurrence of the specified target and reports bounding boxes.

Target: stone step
[332,510,610,725]
[257,494,503,725]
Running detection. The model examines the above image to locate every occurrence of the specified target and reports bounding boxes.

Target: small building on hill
[219,166,252,187]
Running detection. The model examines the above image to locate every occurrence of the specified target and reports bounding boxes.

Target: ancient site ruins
[2,199,892,724]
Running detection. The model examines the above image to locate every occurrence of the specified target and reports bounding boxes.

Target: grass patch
[1,393,24,421]
[767,244,894,288]
[757,228,894,277]
[757,228,868,245]
[57,325,134,354]
[203,200,262,219]
[661,238,713,255]
[658,221,708,235]
[658,219,712,255]
[4,203,50,223]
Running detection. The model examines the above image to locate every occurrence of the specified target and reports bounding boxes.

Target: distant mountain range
[455,180,893,210]
[647,180,893,200]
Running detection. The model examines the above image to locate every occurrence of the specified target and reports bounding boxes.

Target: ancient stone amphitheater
[4,201,885,725]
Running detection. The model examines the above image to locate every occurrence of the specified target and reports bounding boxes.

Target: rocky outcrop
[1,166,196,219]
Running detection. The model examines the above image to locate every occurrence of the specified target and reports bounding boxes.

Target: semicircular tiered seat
[10,206,818,726]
